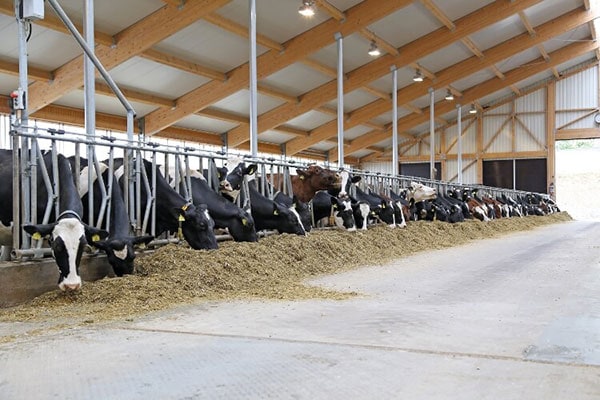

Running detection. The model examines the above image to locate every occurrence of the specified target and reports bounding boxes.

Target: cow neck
[57,210,82,222]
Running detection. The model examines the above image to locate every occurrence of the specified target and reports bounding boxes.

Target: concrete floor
[1,220,599,399]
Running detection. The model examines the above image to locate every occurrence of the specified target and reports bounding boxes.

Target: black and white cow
[185,169,258,242]
[69,157,154,276]
[0,150,109,291]
[311,190,357,231]
[217,158,307,235]
[273,192,312,233]
[113,158,218,250]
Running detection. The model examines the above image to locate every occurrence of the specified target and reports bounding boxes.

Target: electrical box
[21,0,44,20]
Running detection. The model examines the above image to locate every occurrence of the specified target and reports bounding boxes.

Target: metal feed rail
[5,125,551,261]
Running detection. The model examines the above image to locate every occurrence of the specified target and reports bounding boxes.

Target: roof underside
[0,0,598,163]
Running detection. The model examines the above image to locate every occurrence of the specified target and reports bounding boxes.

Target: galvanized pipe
[391,65,398,177]
[457,104,463,184]
[335,32,344,169]
[248,0,258,157]
[429,87,435,180]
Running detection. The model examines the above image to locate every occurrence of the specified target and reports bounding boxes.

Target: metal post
[248,0,258,157]
[391,65,398,176]
[429,87,435,180]
[457,104,463,184]
[84,0,95,225]
[335,32,344,169]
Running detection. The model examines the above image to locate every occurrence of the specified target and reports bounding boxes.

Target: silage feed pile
[0,213,572,327]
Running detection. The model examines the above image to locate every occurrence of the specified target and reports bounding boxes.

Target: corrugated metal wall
[556,65,598,129]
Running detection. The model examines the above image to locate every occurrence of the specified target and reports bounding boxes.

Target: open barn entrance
[555,139,600,221]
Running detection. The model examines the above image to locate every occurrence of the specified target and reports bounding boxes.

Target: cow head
[218,157,257,202]
[227,207,258,242]
[294,165,340,201]
[272,202,306,236]
[292,196,312,233]
[92,235,154,276]
[174,203,218,250]
[337,170,361,198]
[407,182,437,203]
[24,214,109,291]
[331,196,356,231]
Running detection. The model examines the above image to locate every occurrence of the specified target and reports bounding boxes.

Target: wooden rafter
[203,13,284,52]
[314,0,345,21]
[518,11,536,35]
[331,39,599,161]
[27,0,233,112]
[300,58,337,78]
[291,6,597,157]
[143,0,412,136]
[362,86,391,101]
[139,49,227,82]
[244,0,543,153]
[419,0,455,30]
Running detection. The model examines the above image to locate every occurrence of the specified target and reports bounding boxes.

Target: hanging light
[469,104,477,114]
[444,89,454,101]
[412,69,424,82]
[367,40,381,57]
[298,0,315,17]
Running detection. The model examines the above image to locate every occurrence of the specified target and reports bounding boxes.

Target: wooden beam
[257,84,298,103]
[410,63,436,80]
[490,65,506,80]
[362,86,391,101]
[419,0,455,30]
[144,0,413,137]
[273,125,310,137]
[461,37,484,58]
[0,57,53,81]
[538,44,550,61]
[139,49,227,81]
[359,29,400,56]
[203,13,284,52]
[314,0,346,21]
[555,128,600,140]
[334,40,600,159]
[291,7,597,157]
[27,0,232,112]
[300,58,337,78]
[94,82,175,108]
[197,108,248,124]
[257,0,544,153]
[518,11,536,35]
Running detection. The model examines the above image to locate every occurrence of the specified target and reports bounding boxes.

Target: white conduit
[391,65,398,177]
[84,0,96,225]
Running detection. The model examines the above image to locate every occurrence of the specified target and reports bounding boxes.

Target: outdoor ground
[556,146,600,221]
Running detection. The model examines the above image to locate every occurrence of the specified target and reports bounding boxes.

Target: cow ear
[296,168,307,180]
[272,202,285,216]
[84,225,109,243]
[23,223,56,240]
[244,164,258,176]
[351,176,361,183]
[92,239,109,251]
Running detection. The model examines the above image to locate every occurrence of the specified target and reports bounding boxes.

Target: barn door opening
[555,139,600,221]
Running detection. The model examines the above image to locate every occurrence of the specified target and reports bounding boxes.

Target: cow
[273,192,312,233]
[184,169,258,242]
[268,164,341,203]
[241,173,306,236]
[461,188,491,222]
[217,156,258,203]
[311,190,357,231]
[69,157,154,276]
[113,158,218,250]
[0,150,109,291]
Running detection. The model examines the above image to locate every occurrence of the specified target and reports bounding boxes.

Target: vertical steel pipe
[84,0,95,225]
[335,32,344,169]
[248,0,258,157]
[429,87,435,180]
[457,104,463,184]
[391,65,398,177]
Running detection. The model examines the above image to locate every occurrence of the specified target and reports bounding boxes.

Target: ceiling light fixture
[413,69,424,82]
[444,89,454,101]
[367,40,381,57]
[298,0,315,17]
[469,104,477,114]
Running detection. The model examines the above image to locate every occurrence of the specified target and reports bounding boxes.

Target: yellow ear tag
[181,204,189,211]
[273,209,279,216]
[178,215,186,222]
[241,218,248,226]
[333,204,338,209]
[32,232,42,240]
[92,234,100,242]
[299,175,305,180]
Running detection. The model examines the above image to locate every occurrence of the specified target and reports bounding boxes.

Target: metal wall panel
[515,114,546,151]
[444,159,477,184]
[483,115,512,153]
[556,111,596,130]
[556,65,598,110]
[515,87,545,113]
[360,161,394,175]
[445,119,477,155]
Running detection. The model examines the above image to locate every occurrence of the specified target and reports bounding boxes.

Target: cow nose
[63,283,81,291]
